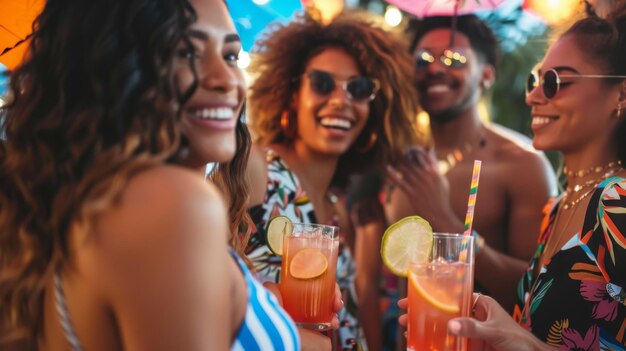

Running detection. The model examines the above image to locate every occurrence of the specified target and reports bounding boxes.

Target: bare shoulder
[83,165,230,266]
[123,164,225,203]
[247,143,269,207]
[74,165,235,349]
[108,164,227,233]
[487,124,549,167]
[485,124,556,190]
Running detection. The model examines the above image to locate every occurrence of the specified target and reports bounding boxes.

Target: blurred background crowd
[0,0,602,164]
[2,1,625,350]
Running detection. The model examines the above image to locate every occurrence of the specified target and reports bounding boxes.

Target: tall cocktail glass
[280,222,339,330]
[407,233,474,351]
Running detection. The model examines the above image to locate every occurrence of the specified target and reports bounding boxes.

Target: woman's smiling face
[175,0,245,168]
[526,34,623,155]
[291,47,370,156]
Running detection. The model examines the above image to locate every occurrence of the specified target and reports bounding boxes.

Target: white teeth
[193,107,234,120]
[427,84,450,93]
[532,117,556,126]
[319,117,352,130]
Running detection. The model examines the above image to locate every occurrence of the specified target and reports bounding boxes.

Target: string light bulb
[384,6,403,27]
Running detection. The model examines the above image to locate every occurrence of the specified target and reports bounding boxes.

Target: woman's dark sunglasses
[526,68,626,100]
[415,49,468,70]
[305,69,380,102]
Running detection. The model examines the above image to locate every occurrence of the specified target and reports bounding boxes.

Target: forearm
[352,200,385,351]
[356,281,382,351]
[533,339,558,351]
[474,243,528,312]
[354,235,383,351]
[298,328,331,351]
[510,326,558,351]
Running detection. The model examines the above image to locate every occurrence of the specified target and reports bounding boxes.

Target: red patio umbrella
[0,0,45,70]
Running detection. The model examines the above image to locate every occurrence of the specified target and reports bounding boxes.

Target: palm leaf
[546,319,569,347]
[530,278,553,315]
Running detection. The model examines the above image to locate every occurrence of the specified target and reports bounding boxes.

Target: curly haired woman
[245,11,422,350]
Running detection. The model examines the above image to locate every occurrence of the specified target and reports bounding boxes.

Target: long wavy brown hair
[209,107,254,255]
[0,0,252,346]
[248,11,423,188]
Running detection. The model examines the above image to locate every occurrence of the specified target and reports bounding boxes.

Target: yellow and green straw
[464,160,482,235]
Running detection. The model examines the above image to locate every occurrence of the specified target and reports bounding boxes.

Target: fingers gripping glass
[415,49,467,70]
[305,69,380,102]
[526,68,626,99]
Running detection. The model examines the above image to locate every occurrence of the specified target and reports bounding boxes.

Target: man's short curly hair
[248,11,422,187]
[408,14,500,71]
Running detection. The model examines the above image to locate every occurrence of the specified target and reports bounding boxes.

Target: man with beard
[386,15,557,311]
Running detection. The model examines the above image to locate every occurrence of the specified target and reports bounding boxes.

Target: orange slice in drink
[289,248,328,279]
[409,270,460,314]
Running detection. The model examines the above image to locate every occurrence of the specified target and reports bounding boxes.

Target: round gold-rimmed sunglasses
[526,68,626,100]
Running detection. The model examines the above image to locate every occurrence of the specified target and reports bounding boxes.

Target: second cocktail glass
[407,233,475,351]
[279,222,339,330]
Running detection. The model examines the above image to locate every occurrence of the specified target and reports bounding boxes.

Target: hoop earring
[280,110,296,139]
[356,133,377,153]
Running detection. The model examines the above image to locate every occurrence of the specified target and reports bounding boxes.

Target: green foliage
[489,30,546,135]
[488,31,561,171]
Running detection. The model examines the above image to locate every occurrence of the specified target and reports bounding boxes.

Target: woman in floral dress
[245,11,422,351]
[444,6,626,350]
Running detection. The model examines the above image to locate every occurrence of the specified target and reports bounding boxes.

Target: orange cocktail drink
[280,223,339,330]
[407,233,474,351]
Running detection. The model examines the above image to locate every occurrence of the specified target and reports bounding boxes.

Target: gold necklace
[566,177,605,193]
[437,135,486,175]
[562,187,599,210]
[562,166,622,210]
[563,160,622,178]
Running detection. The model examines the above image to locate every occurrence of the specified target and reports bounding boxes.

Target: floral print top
[246,149,362,350]
[513,177,626,350]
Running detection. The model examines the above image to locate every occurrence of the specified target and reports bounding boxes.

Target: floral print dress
[246,149,362,350]
[513,177,626,350]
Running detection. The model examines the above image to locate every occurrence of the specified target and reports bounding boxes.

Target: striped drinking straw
[464,160,482,235]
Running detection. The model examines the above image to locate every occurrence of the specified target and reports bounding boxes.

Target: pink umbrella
[386,0,506,18]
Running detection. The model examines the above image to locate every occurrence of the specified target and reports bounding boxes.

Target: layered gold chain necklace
[563,160,622,178]
[561,160,623,210]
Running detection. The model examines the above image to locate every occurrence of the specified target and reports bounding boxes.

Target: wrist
[471,230,486,254]
[523,329,554,351]
[534,338,555,351]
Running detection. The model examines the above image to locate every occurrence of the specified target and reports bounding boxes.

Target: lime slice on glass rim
[381,215,433,277]
[266,215,293,256]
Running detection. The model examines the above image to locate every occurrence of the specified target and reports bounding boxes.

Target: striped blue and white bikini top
[227,248,300,351]
[55,248,300,351]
